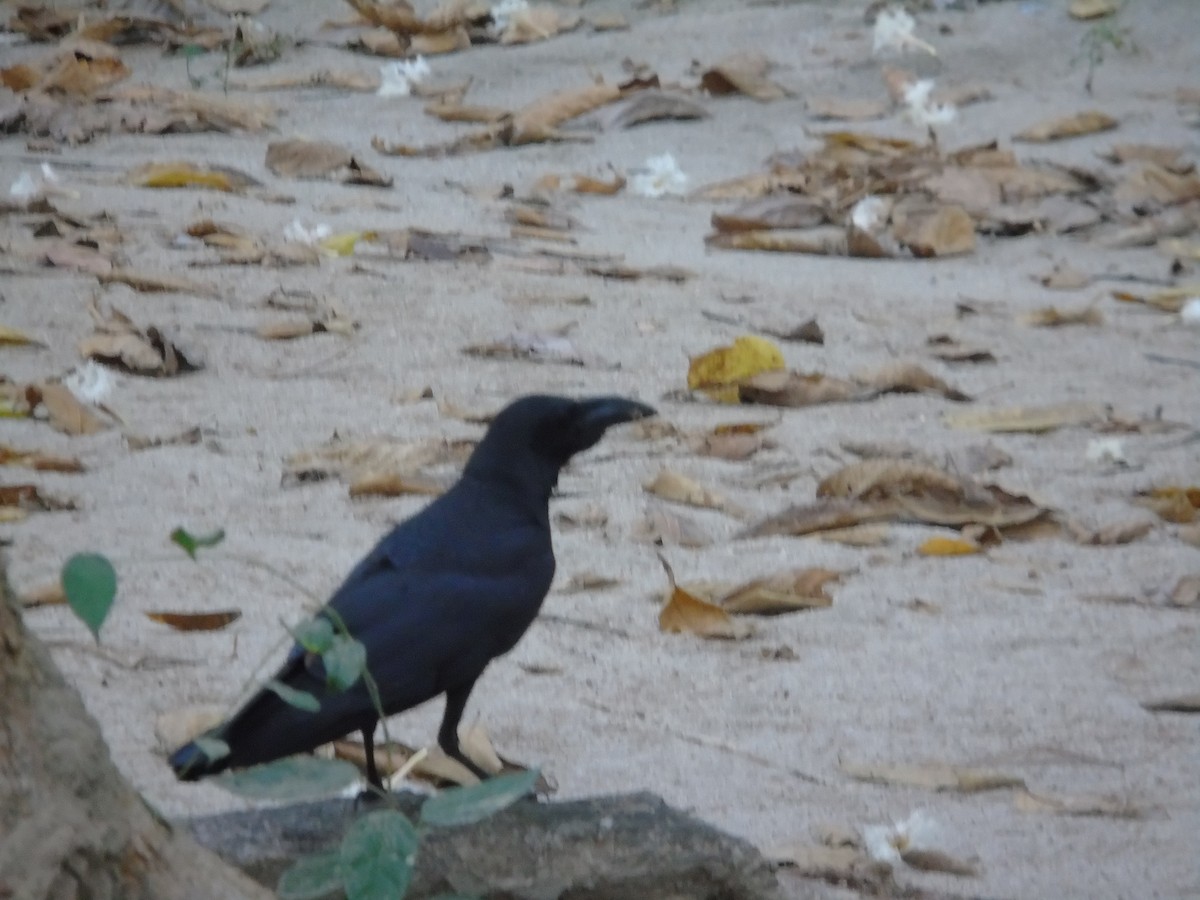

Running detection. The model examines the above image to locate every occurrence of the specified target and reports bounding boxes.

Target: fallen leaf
[127,162,260,192]
[693,429,770,461]
[893,204,975,257]
[265,139,392,187]
[348,472,449,497]
[643,469,737,515]
[657,555,750,640]
[634,506,712,548]
[900,849,979,878]
[0,483,74,512]
[1069,519,1154,546]
[256,315,358,340]
[944,402,1102,433]
[1014,111,1118,142]
[926,335,996,364]
[759,317,824,345]
[840,760,1025,792]
[687,335,785,402]
[99,269,217,296]
[26,382,108,435]
[0,444,83,472]
[1038,264,1091,290]
[716,568,840,615]
[1022,306,1103,327]
[1168,575,1200,607]
[918,536,980,556]
[706,227,846,255]
[18,581,67,608]
[711,196,828,233]
[78,302,200,377]
[0,325,41,346]
[701,51,786,101]
[1135,486,1200,524]
[739,370,865,407]
[499,6,580,45]
[1141,694,1200,713]
[806,95,889,121]
[605,91,709,129]
[42,240,113,275]
[509,82,622,144]
[1111,285,1199,314]
[1014,788,1142,818]
[1069,0,1119,19]
[146,610,242,632]
[857,361,970,401]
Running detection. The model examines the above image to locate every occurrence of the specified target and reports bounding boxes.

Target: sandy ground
[3,0,1199,897]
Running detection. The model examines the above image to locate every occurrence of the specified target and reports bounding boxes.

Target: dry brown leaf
[634,506,712,548]
[1038,263,1091,291]
[410,27,472,55]
[717,568,839,615]
[706,227,846,255]
[839,760,1025,792]
[644,469,736,515]
[1014,111,1118,142]
[1102,142,1189,171]
[18,581,67,608]
[900,849,980,878]
[1114,163,1200,207]
[767,844,895,893]
[0,444,83,473]
[257,316,358,340]
[1014,788,1142,818]
[1070,519,1154,546]
[693,429,770,461]
[657,556,750,640]
[27,382,108,435]
[510,82,622,144]
[739,370,865,407]
[79,303,200,377]
[711,196,827,233]
[99,269,217,296]
[857,361,970,401]
[1168,575,1200,607]
[944,402,1102,433]
[499,6,580,45]
[893,204,975,257]
[284,437,467,488]
[926,335,996,365]
[425,102,510,124]
[42,240,113,275]
[0,483,73,512]
[806,95,889,121]
[817,459,964,502]
[561,571,620,593]
[1111,285,1198,314]
[606,91,709,129]
[1135,486,1200,524]
[701,52,786,102]
[817,524,891,547]
[265,139,392,186]
[348,472,449,497]
[1069,0,1119,19]
[1141,694,1200,713]
[146,610,241,632]
[1022,305,1102,327]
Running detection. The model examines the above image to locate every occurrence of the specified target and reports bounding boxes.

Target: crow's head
[465,395,656,494]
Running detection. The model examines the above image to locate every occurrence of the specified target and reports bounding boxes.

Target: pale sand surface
[3,1,1199,897]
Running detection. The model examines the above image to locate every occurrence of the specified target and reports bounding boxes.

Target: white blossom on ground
[378,57,431,97]
[862,809,938,863]
[873,7,937,56]
[64,361,116,406]
[629,153,688,198]
[903,79,956,126]
[283,220,332,244]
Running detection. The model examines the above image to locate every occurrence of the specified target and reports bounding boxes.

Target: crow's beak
[577,396,657,433]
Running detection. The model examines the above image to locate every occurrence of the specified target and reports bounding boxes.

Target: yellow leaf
[131,163,238,191]
[319,231,365,256]
[918,536,980,556]
[0,325,39,346]
[687,335,785,402]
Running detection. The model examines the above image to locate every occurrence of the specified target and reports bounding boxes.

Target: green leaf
[170,526,226,560]
[180,43,207,59]
[419,769,539,829]
[278,850,343,900]
[323,634,367,692]
[340,810,418,900]
[266,679,321,712]
[292,617,335,654]
[61,553,117,643]
[217,756,361,801]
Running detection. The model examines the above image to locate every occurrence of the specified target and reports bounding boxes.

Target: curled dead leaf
[1014,111,1118,143]
[657,555,751,640]
[839,760,1025,792]
[644,469,737,516]
[717,568,840,615]
[739,370,865,407]
[145,610,241,632]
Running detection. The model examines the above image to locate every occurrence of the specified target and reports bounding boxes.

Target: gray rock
[184,790,786,900]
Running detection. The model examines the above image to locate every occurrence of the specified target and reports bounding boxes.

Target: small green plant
[179,44,207,89]
[61,552,117,642]
[1075,16,1135,94]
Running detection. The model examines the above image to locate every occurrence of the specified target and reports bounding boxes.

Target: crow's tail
[169,737,231,781]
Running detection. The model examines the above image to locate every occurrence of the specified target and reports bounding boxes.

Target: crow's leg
[362,723,384,792]
[439,682,491,781]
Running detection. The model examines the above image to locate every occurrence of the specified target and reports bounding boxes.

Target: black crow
[169,394,654,789]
